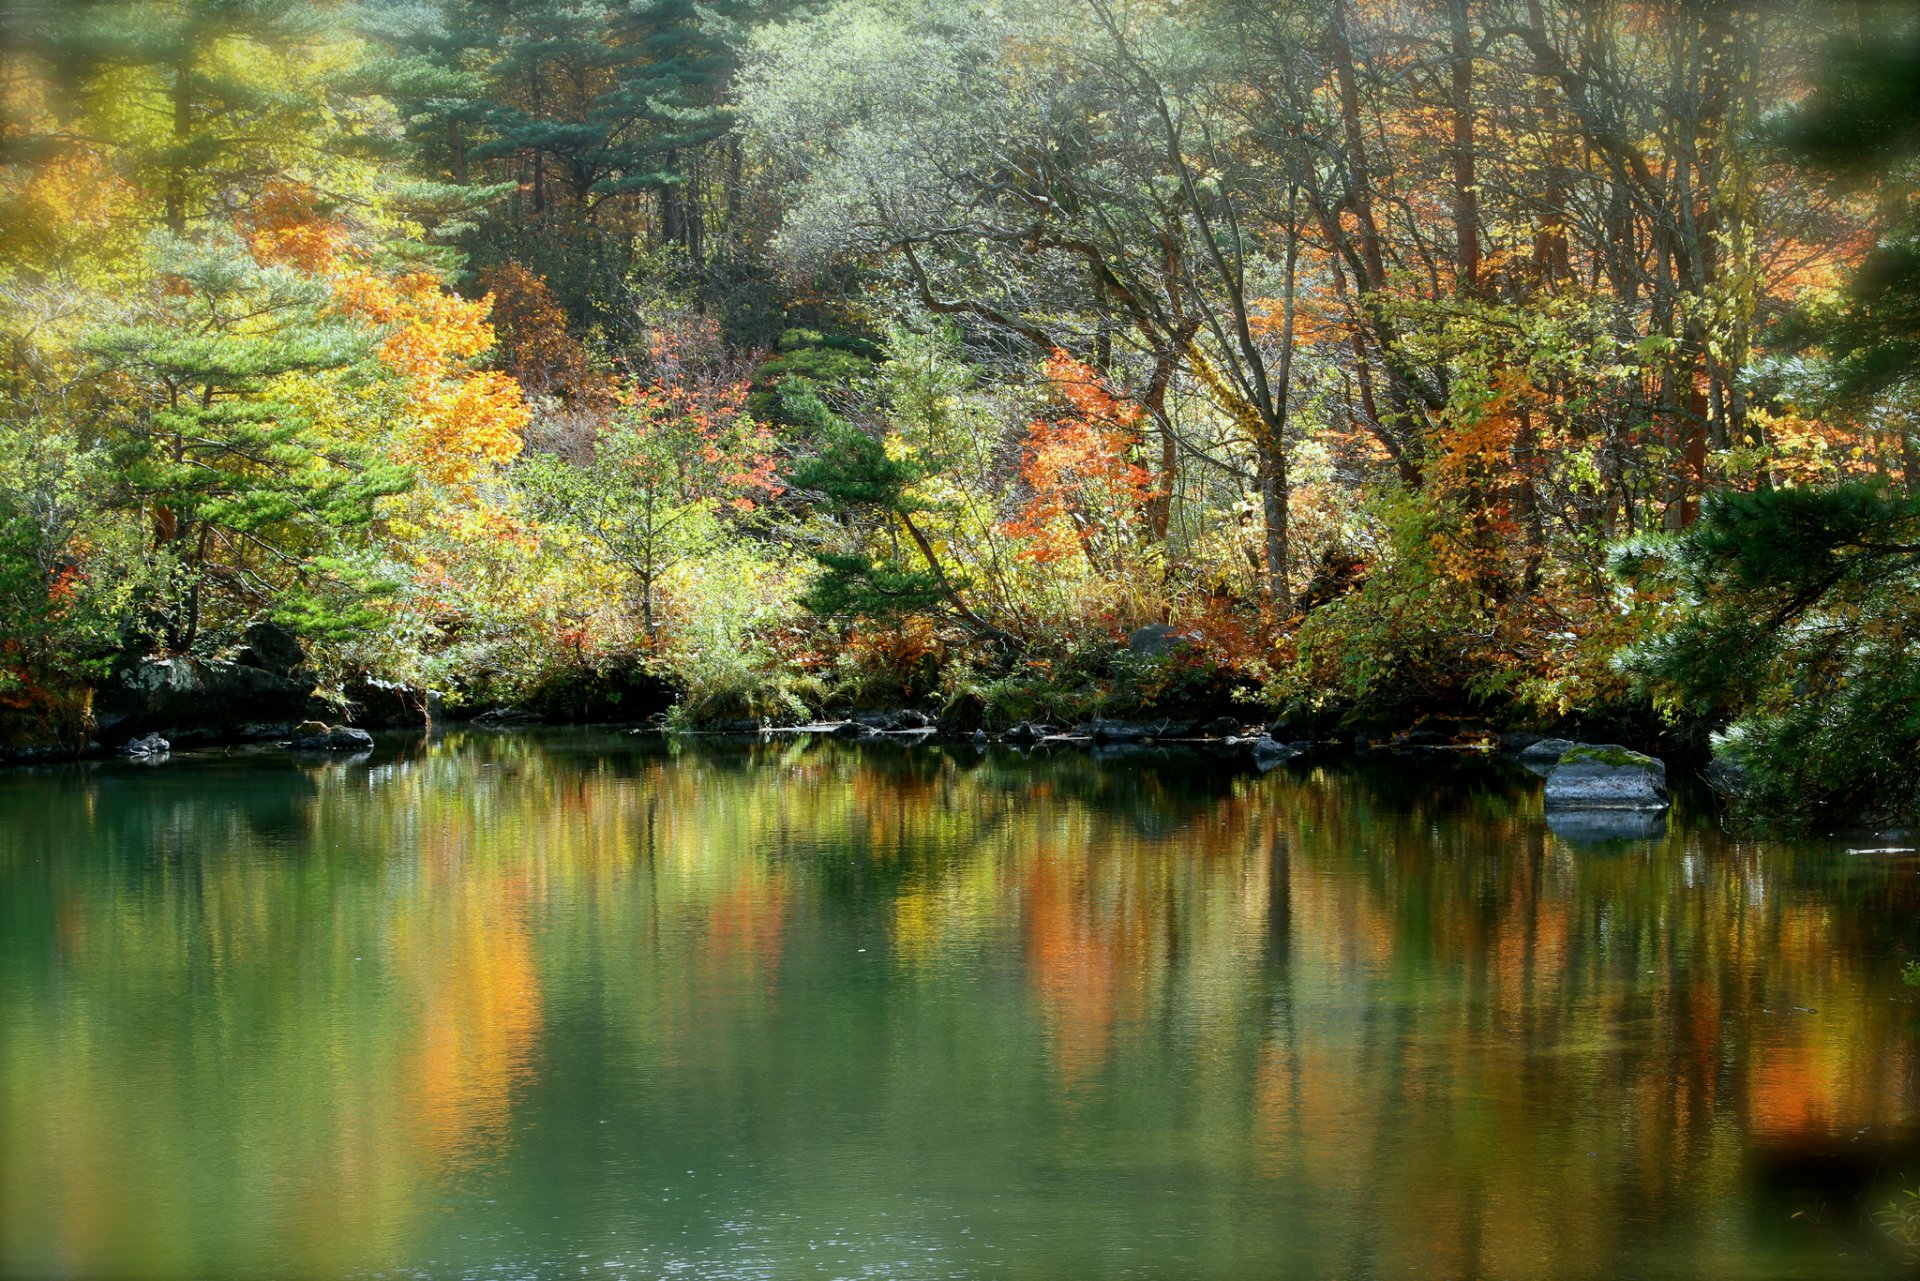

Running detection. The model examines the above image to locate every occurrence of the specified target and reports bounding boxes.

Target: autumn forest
[3,0,1919,828]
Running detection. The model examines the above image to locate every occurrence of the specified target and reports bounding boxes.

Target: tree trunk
[167,55,192,234]
[1447,0,1480,296]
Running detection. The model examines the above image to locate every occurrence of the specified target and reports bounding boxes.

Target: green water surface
[2,731,1917,1279]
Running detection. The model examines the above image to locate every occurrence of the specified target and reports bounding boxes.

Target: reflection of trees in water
[0,733,1915,1278]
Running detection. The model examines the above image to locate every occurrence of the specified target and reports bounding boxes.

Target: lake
[3,730,1917,1279]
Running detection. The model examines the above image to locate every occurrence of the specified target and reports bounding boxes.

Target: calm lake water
[3,730,1918,1280]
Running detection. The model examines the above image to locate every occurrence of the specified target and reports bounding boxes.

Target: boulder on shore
[234,621,307,678]
[344,676,436,730]
[1126,624,1192,657]
[1544,744,1669,811]
[121,733,169,758]
[94,656,316,744]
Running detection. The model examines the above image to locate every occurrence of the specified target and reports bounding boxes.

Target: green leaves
[1619,484,1920,828]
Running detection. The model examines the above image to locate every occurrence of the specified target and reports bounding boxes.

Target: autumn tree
[520,344,778,635]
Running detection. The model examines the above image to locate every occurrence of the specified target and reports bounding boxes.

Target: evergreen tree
[85,232,411,648]
[786,383,1013,644]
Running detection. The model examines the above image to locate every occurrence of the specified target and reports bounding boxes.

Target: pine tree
[786,384,1013,644]
[85,232,411,648]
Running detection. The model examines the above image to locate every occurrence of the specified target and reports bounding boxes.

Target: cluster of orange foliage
[623,324,783,512]
[475,262,599,399]
[1003,351,1157,568]
[249,184,529,487]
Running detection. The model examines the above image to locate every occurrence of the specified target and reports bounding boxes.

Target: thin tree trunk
[1447,0,1480,296]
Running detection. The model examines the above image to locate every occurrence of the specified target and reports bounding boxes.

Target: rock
[1517,736,1579,777]
[1087,719,1153,744]
[291,720,329,738]
[829,721,875,739]
[851,709,935,732]
[474,707,542,727]
[234,621,307,678]
[94,656,315,744]
[1389,729,1450,751]
[1200,716,1241,738]
[287,724,375,752]
[1002,721,1052,745]
[1500,731,1548,753]
[1248,735,1303,771]
[1544,744,1669,811]
[1127,624,1192,657]
[344,677,434,730]
[121,733,170,757]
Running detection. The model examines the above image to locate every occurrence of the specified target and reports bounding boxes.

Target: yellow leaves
[0,148,140,283]
[329,269,529,486]
[393,370,531,487]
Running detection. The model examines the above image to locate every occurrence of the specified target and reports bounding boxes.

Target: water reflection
[1,733,1916,1279]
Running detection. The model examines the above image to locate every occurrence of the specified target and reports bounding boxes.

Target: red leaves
[1003,351,1156,566]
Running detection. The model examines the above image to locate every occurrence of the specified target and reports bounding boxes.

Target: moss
[1561,744,1657,769]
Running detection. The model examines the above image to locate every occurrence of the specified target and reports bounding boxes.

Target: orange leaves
[396,368,530,485]
[247,183,354,276]
[343,271,529,485]
[1003,351,1156,567]
[474,262,596,398]
[1429,371,1535,588]
[243,182,532,486]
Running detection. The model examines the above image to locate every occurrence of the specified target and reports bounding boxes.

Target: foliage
[519,347,778,635]
[1618,486,1920,828]
[83,231,412,646]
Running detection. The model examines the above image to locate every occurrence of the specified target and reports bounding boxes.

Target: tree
[519,358,777,635]
[786,381,1016,645]
[84,231,411,647]
[1622,2,1920,828]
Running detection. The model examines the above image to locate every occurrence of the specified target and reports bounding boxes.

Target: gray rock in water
[1518,737,1577,764]
[344,676,433,730]
[1088,719,1153,743]
[1002,721,1052,745]
[288,724,375,752]
[1544,744,1668,811]
[1200,715,1241,738]
[1230,734,1304,771]
[1127,624,1190,657]
[474,707,541,727]
[121,733,170,757]
[94,655,315,743]
[850,709,934,732]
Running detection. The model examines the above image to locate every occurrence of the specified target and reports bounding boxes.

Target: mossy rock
[1545,743,1669,811]
[1560,743,1665,776]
